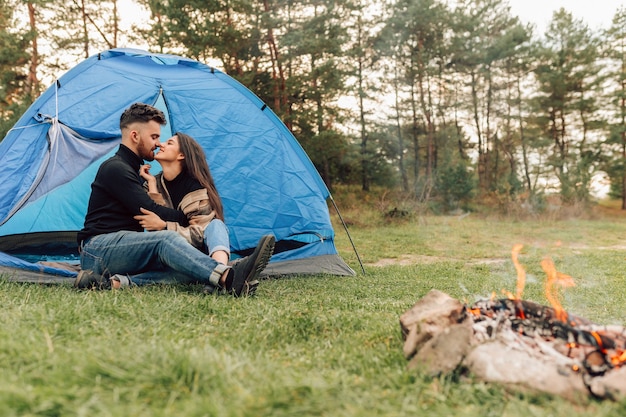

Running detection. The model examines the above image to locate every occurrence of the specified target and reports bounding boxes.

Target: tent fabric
[0,48,355,281]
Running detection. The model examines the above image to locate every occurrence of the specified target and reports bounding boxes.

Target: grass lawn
[2,208,626,416]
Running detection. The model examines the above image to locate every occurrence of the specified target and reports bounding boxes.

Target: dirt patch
[567,244,626,250]
[366,254,506,267]
[368,244,626,267]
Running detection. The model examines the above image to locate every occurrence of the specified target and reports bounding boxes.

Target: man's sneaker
[228,235,275,297]
[74,269,111,290]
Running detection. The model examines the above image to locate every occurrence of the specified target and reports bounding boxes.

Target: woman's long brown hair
[175,132,224,220]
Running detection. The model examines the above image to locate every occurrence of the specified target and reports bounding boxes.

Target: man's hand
[134,207,167,231]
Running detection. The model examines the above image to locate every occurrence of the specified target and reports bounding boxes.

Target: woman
[137,132,230,265]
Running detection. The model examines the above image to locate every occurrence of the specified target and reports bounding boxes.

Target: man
[75,102,274,296]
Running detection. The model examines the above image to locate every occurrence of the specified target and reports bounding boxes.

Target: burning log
[400,289,626,401]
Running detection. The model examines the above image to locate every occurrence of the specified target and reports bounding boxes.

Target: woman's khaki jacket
[145,173,216,249]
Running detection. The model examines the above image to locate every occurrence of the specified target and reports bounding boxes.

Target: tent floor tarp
[0,267,75,284]
[0,254,354,285]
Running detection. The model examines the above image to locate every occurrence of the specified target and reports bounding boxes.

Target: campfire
[400,245,626,401]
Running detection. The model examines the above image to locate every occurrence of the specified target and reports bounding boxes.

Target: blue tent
[0,48,355,283]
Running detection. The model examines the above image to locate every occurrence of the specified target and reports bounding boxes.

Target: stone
[400,289,465,359]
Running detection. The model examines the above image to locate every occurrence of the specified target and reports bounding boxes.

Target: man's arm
[105,160,188,225]
[135,189,216,249]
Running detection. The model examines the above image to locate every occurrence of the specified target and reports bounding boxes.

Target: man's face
[132,120,162,161]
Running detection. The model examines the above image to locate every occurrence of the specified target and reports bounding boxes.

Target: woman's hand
[139,165,158,193]
[134,207,166,231]
[139,164,155,181]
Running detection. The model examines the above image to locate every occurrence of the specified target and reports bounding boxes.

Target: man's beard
[137,140,155,161]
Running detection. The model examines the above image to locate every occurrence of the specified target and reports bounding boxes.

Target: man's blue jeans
[80,230,223,286]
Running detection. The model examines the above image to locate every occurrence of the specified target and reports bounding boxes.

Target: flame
[611,350,626,366]
[540,257,575,322]
[468,307,482,317]
[556,271,576,288]
[503,289,515,299]
[511,244,526,299]
[590,331,606,353]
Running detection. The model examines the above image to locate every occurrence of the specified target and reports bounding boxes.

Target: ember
[400,246,626,401]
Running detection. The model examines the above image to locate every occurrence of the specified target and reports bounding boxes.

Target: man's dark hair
[120,102,167,130]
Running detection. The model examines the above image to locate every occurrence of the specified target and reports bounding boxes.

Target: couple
[74,102,274,296]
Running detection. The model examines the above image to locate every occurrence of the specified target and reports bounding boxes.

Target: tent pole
[328,195,366,275]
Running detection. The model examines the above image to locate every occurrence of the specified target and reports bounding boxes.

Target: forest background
[2,0,626,215]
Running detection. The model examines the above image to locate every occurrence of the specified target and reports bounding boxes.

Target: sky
[508,0,625,33]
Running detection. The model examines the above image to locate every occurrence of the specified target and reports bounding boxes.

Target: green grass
[2,212,626,416]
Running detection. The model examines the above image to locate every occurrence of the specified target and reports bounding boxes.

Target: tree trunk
[26,2,39,101]
[410,82,419,187]
[621,66,626,209]
[112,0,118,48]
[79,0,89,58]
[358,57,369,192]
[417,47,434,180]
[394,63,408,192]
[485,65,493,190]
[263,0,287,117]
[470,71,484,189]
[517,77,532,192]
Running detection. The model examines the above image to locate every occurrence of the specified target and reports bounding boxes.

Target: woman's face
[155,135,184,163]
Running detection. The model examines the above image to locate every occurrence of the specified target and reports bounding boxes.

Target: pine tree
[377,0,450,195]
[449,0,530,195]
[0,0,32,140]
[531,9,602,202]
[603,6,626,208]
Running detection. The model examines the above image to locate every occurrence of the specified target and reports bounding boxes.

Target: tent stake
[328,195,366,275]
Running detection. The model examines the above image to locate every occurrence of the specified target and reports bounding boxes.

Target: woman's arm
[140,165,168,206]
[139,164,158,193]
[164,189,217,248]
[135,187,217,249]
